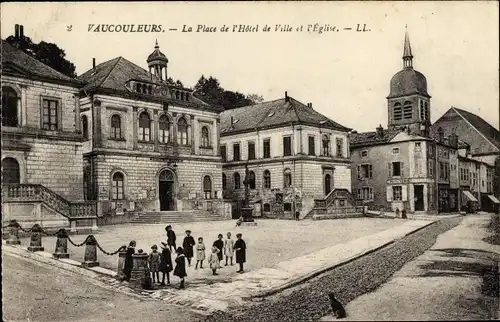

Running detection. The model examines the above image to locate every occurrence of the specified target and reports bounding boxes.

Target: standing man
[234,233,246,273]
[166,225,177,252]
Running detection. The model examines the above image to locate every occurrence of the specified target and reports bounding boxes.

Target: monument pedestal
[241,207,255,221]
[240,221,258,226]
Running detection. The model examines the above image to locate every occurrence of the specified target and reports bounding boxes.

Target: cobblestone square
[26,218,404,284]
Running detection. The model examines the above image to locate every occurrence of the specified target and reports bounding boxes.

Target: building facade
[78,42,225,217]
[220,94,353,219]
[1,31,95,230]
[350,30,496,214]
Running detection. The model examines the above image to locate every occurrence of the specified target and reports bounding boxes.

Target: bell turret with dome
[147,40,169,81]
[387,28,432,136]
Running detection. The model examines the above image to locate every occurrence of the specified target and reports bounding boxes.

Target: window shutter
[402,185,408,201]
[357,165,361,179]
[369,165,373,178]
[386,186,393,202]
[388,163,392,177]
[401,162,404,176]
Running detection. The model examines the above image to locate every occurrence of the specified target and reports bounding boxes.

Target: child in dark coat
[234,233,246,273]
[159,242,173,286]
[149,244,161,284]
[166,225,177,252]
[122,240,136,281]
[174,247,187,289]
[182,230,196,267]
[213,234,224,265]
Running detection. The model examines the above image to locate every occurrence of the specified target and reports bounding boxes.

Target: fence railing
[2,184,97,218]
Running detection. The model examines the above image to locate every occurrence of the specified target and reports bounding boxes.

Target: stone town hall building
[78,41,225,218]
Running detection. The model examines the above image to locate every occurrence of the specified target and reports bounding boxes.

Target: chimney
[376,124,384,138]
[93,58,96,70]
[230,116,234,125]
[14,24,19,39]
[437,127,444,142]
[19,25,24,39]
[285,91,289,102]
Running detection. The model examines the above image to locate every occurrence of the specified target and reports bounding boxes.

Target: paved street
[2,252,197,322]
[320,214,500,321]
[22,218,403,284]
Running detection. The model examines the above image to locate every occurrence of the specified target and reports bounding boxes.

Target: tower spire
[403,25,413,68]
[155,39,159,49]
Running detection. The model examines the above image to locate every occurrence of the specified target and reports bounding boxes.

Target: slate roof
[350,127,468,149]
[78,56,219,111]
[349,128,401,148]
[1,39,82,86]
[451,107,500,150]
[220,97,352,135]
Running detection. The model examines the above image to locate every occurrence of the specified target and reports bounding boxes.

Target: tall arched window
[178,117,188,145]
[2,157,20,184]
[222,173,227,191]
[393,102,402,121]
[111,172,124,200]
[203,175,212,199]
[403,101,412,119]
[234,172,241,189]
[111,115,122,139]
[247,171,256,189]
[263,170,271,189]
[2,86,18,127]
[81,115,89,141]
[201,126,210,147]
[284,168,292,188]
[324,174,332,195]
[138,112,151,141]
[159,114,170,143]
[322,134,331,156]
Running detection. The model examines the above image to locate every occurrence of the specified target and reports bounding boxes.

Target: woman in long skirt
[122,240,136,281]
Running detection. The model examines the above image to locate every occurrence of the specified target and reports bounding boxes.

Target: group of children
[122,225,247,289]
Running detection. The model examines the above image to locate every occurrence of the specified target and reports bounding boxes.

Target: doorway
[159,169,175,211]
[324,174,332,195]
[414,185,424,211]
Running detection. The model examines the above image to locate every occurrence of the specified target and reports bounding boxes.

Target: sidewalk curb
[251,220,437,299]
[2,244,149,301]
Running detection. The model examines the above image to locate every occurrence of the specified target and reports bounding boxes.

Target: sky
[2,2,499,132]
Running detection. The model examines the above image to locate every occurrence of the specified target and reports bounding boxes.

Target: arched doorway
[324,174,332,195]
[2,87,19,127]
[2,157,20,184]
[159,169,175,211]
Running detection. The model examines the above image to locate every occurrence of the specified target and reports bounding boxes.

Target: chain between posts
[96,241,127,256]
[67,235,91,247]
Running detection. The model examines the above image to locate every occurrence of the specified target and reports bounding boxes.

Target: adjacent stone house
[1,32,96,231]
[220,93,354,219]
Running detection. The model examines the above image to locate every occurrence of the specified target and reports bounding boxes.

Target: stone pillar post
[6,220,21,245]
[28,224,44,252]
[190,115,195,154]
[130,249,149,288]
[132,106,138,150]
[153,110,159,152]
[214,119,220,156]
[93,99,103,148]
[172,112,178,145]
[116,249,127,280]
[298,127,303,154]
[75,94,81,132]
[82,235,100,267]
[53,229,70,259]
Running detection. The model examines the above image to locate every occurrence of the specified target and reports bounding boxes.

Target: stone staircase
[130,210,227,224]
[305,188,364,220]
